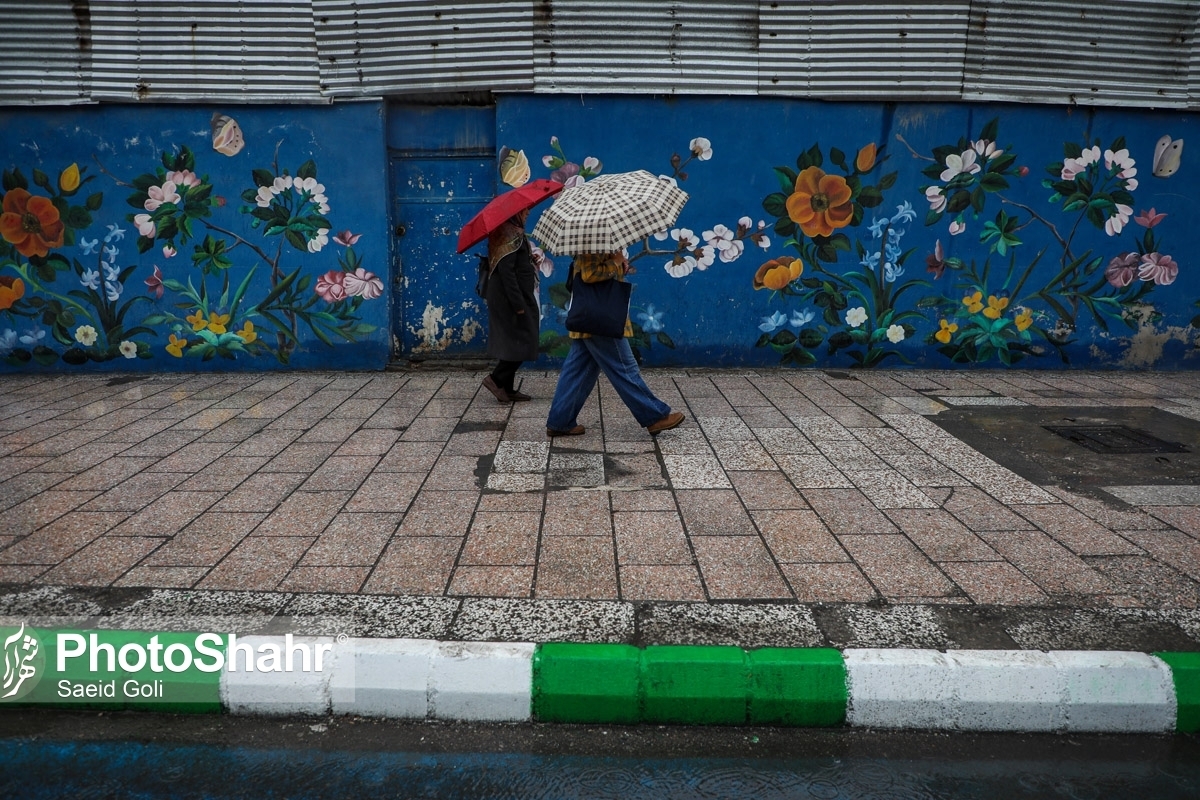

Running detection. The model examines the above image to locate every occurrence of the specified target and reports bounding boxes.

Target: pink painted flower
[162,244,177,258]
[1134,208,1167,228]
[342,268,383,299]
[167,169,201,188]
[315,270,348,302]
[144,182,180,212]
[333,229,361,246]
[144,265,164,299]
[1138,252,1179,286]
[133,213,156,238]
[1105,252,1139,288]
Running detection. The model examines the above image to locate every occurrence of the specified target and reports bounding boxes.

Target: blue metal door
[390,155,495,358]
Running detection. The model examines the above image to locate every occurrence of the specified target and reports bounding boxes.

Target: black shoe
[482,375,512,403]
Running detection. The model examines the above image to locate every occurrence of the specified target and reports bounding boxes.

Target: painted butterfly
[1153,134,1183,178]
[211,112,245,157]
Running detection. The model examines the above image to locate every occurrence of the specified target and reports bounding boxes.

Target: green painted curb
[1155,651,1200,733]
[532,644,848,726]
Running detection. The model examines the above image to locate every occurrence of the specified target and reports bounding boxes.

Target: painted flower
[892,201,916,224]
[1104,203,1133,237]
[1015,309,1034,332]
[753,256,804,291]
[186,310,208,331]
[786,166,853,238]
[1105,148,1137,190]
[80,268,100,290]
[144,182,180,212]
[1134,208,1166,228]
[316,270,348,302]
[0,329,16,355]
[0,188,65,257]
[1138,252,1179,286]
[162,244,177,258]
[689,137,713,161]
[255,186,275,207]
[886,324,905,343]
[940,150,981,182]
[79,237,99,255]
[924,185,946,213]
[1061,145,1101,181]
[105,280,123,302]
[133,213,156,238]
[235,321,257,344]
[703,224,734,251]
[295,177,326,197]
[868,216,890,239]
[845,306,868,328]
[972,139,1004,160]
[935,319,958,344]
[0,276,25,311]
[582,156,601,173]
[758,311,787,333]
[531,243,554,278]
[333,230,361,247]
[167,169,201,188]
[948,219,967,236]
[59,163,81,193]
[1105,252,1139,288]
[637,304,664,333]
[74,325,98,346]
[119,340,138,359]
[343,268,384,299]
[983,295,1009,320]
[206,313,230,335]
[790,309,815,328]
[104,224,125,243]
[962,291,984,314]
[550,162,581,185]
[306,228,330,254]
[166,333,186,357]
[664,255,696,278]
[856,142,877,172]
[19,328,44,346]
[926,241,946,278]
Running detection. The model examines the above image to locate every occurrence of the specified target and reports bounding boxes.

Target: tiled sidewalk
[1,368,1200,612]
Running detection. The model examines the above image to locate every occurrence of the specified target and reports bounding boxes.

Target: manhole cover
[1042,424,1189,454]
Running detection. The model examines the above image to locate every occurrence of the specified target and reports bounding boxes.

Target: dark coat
[485,239,540,361]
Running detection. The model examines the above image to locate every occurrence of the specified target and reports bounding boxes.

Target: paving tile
[816,440,888,472]
[846,469,940,509]
[331,428,403,456]
[344,472,425,513]
[444,430,503,456]
[880,454,971,487]
[838,535,957,598]
[802,488,899,534]
[492,441,550,473]
[728,471,808,510]
[851,428,925,455]
[610,489,676,511]
[656,427,715,456]
[613,511,691,564]
[677,490,755,536]
[663,454,731,489]
[448,566,534,598]
[2,490,100,537]
[605,453,668,489]
[711,440,777,471]
[750,509,848,562]
[1012,504,1143,556]
[225,429,303,458]
[535,537,618,599]
[0,512,127,564]
[542,491,611,536]
[619,565,706,601]
[35,443,132,473]
[546,452,605,488]
[1084,555,1200,609]
[39,536,163,586]
[145,442,238,473]
[696,416,756,441]
[780,563,878,603]
[176,456,271,492]
[296,418,363,443]
[1145,506,1200,538]
[774,454,852,489]
[478,492,545,513]
[142,513,265,566]
[691,536,792,600]
[943,486,1039,531]
[886,509,1001,562]
[210,472,307,512]
[1043,489,1170,530]
[278,566,371,594]
[977,530,1114,595]
[250,491,350,537]
[197,536,315,591]
[0,472,71,512]
[115,566,208,589]
[1120,529,1200,583]
[299,455,380,491]
[427,454,483,487]
[939,561,1050,605]
[107,491,224,537]
[401,417,459,442]
[299,512,400,566]
[363,537,461,595]
[459,512,540,565]
[261,441,340,472]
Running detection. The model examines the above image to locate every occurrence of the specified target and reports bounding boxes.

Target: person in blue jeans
[545,251,685,437]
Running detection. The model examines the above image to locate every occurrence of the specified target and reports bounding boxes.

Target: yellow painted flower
[186,310,208,331]
[856,142,878,172]
[983,295,1010,320]
[166,334,186,357]
[962,291,983,314]
[59,163,81,193]
[207,312,230,335]
[935,319,959,344]
[753,256,804,291]
[1015,308,1033,331]
[236,320,257,344]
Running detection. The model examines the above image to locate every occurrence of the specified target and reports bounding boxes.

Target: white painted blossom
[19,329,44,346]
[80,268,100,290]
[689,137,713,160]
[925,186,947,213]
[886,324,906,343]
[272,175,294,194]
[307,228,330,254]
[671,228,699,249]
[949,219,967,236]
[582,156,600,171]
[846,307,868,328]
[295,177,325,196]
[653,230,671,241]
[1105,203,1133,236]
[1061,145,1102,180]
[664,256,695,278]
[133,213,156,238]
[119,340,138,359]
[972,139,1004,160]
[255,186,275,208]
[789,309,815,328]
[694,246,716,270]
[105,281,123,302]
[939,150,981,182]
[718,239,744,263]
[74,325,98,346]
[703,224,734,251]
[104,224,125,243]
[162,244,177,258]
[144,182,180,212]
[0,329,16,355]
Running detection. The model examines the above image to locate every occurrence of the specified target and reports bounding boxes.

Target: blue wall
[2,95,1199,372]
[0,102,390,372]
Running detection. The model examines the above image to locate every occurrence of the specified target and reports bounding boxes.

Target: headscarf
[487,210,529,273]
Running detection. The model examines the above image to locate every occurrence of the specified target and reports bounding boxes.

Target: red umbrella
[456,179,564,254]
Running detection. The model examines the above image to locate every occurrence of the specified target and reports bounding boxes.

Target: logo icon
[1,623,43,701]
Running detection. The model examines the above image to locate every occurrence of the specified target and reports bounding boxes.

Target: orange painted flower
[962,291,984,314]
[785,167,854,238]
[856,143,878,172]
[0,276,24,311]
[0,188,65,258]
[166,334,186,357]
[1015,308,1033,331]
[935,319,958,344]
[207,312,230,335]
[753,257,804,291]
[983,295,1009,320]
[59,163,81,193]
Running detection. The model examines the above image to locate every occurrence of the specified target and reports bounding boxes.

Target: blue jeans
[547,337,672,430]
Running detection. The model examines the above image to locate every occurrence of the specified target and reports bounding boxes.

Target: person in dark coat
[482,209,539,402]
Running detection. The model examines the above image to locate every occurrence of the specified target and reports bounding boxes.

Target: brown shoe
[546,425,585,437]
[646,411,685,435]
[509,389,532,401]
[482,375,512,403]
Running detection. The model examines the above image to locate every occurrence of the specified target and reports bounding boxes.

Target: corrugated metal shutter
[89,0,323,103]
[963,0,1196,108]
[0,1,91,105]
[760,1,972,100]
[532,1,759,94]
[315,0,534,97]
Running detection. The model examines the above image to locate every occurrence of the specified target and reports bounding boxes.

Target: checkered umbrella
[531,170,689,255]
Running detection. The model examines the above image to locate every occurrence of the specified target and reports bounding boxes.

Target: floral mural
[0,107,387,371]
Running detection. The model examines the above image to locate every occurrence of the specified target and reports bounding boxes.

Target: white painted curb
[845,649,1177,733]
[220,635,336,716]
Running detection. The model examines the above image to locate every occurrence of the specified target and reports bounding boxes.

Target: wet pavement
[2,367,1200,649]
